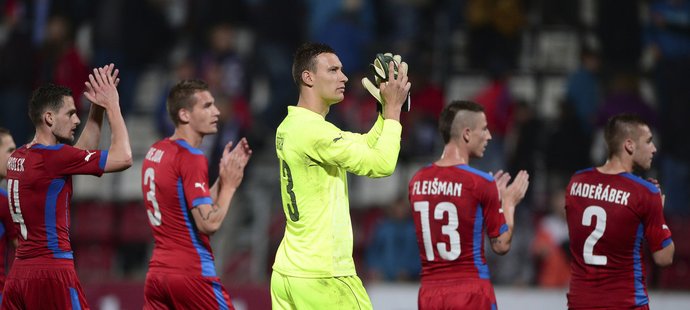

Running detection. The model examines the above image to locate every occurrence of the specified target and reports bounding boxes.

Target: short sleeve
[178,151,212,210]
[47,144,107,176]
[480,180,507,238]
[641,191,672,252]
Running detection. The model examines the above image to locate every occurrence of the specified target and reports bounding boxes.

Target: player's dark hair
[28,84,72,126]
[0,127,9,144]
[167,79,209,126]
[438,100,485,144]
[604,113,648,158]
[292,42,336,86]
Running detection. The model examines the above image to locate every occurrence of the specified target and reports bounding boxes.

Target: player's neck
[598,157,632,174]
[297,93,329,117]
[435,144,469,167]
[30,128,58,147]
[170,127,203,148]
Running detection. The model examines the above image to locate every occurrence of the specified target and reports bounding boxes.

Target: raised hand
[219,138,252,189]
[84,63,120,110]
[502,170,530,208]
[493,169,510,201]
[379,60,411,116]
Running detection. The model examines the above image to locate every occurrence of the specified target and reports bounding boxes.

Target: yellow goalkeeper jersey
[273,106,402,277]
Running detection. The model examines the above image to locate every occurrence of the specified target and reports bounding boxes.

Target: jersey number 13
[413,201,461,261]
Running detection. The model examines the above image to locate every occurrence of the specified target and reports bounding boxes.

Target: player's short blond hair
[604,114,649,158]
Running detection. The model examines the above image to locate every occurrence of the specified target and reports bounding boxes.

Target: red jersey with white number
[141,139,217,276]
[0,187,17,288]
[5,144,106,261]
[565,168,672,309]
[408,164,507,282]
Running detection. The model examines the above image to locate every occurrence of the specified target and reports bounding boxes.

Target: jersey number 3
[413,201,461,261]
[144,167,162,226]
[281,160,299,222]
[582,205,607,265]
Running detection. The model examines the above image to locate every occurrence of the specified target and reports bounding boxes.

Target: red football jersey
[0,187,17,288]
[565,168,672,309]
[141,139,217,277]
[5,144,106,260]
[408,164,507,282]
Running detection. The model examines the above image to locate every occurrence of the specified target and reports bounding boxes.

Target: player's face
[312,53,348,105]
[468,112,492,158]
[188,90,220,135]
[51,96,80,143]
[632,125,656,170]
[0,134,16,178]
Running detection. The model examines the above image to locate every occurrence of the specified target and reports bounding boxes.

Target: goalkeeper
[271,42,411,310]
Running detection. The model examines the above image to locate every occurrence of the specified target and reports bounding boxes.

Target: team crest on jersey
[276,135,284,151]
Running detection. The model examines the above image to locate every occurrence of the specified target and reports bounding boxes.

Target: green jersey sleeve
[304,115,402,178]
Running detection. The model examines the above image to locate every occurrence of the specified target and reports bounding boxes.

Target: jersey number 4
[7,179,28,240]
[582,205,607,265]
[413,201,460,261]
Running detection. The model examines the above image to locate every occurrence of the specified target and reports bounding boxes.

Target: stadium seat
[71,202,116,244]
[74,243,115,283]
[118,201,153,244]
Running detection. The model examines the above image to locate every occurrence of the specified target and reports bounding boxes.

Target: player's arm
[191,138,251,235]
[304,116,402,178]
[490,170,529,255]
[74,66,120,150]
[653,242,674,266]
[643,187,674,267]
[83,64,132,172]
[73,105,105,150]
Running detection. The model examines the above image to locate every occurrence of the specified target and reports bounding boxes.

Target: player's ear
[178,108,191,124]
[301,70,314,87]
[44,111,54,127]
[624,138,634,155]
[462,127,471,143]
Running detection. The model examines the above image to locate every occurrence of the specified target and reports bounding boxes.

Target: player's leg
[21,267,90,309]
[270,271,296,310]
[278,274,373,310]
[1,272,24,309]
[166,274,234,310]
[418,279,495,310]
[144,272,171,310]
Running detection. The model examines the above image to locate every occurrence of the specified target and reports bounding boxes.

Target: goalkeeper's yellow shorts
[270,271,373,310]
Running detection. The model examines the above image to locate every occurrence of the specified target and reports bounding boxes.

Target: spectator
[365,198,420,282]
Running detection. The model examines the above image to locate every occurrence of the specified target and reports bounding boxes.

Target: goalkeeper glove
[361,53,411,113]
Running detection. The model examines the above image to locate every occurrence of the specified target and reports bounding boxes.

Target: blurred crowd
[1,0,690,290]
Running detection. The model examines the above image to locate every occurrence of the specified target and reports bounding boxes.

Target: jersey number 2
[582,205,607,265]
[144,167,162,226]
[7,179,28,239]
[413,201,460,261]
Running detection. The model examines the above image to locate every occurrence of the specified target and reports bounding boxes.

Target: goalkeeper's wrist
[382,105,402,121]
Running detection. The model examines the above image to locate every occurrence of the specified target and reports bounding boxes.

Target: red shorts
[418,278,497,310]
[569,305,650,310]
[144,272,234,310]
[1,258,88,309]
